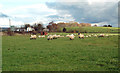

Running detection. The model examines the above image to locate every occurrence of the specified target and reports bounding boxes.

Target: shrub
[7,28,14,36]
[63,27,66,32]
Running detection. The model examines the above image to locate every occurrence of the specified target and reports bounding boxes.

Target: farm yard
[2,33,119,71]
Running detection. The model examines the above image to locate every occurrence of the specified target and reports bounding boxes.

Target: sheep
[98,34,105,37]
[30,35,37,40]
[88,35,91,37]
[105,34,110,38]
[105,34,109,37]
[69,34,75,40]
[52,34,58,39]
[38,35,41,38]
[47,34,65,40]
[60,35,64,37]
[54,35,64,38]
[78,33,84,39]
[66,34,70,37]
[94,34,97,37]
[56,35,60,38]
[38,35,45,38]
[41,35,45,38]
[47,35,53,40]
[66,34,74,40]
[86,36,88,37]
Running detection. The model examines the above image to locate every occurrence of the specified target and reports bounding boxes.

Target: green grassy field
[60,27,120,33]
[2,33,119,71]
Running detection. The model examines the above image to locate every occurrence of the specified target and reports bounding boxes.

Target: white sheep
[105,34,109,37]
[60,35,64,37]
[91,34,94,36]
[38,35,41,38]
[41,35,45,38]
[30,35,37,40]
[98,34,105,37]
[94,34,97,37]
[66,34,70,37]
[88,35,91,37]
[69,34,75,40]
[78,33,84,39]
[38,35,45,38]
[47,35,53,40]
[56,35,60,38]
[47,34,65,40]
[52,34,58,39]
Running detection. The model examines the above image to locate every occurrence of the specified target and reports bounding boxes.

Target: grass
[0,36,2,72]
[2,33,119,71]
[60,27,119,33]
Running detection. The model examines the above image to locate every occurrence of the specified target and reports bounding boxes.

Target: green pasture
[2,33,119,71]
[59,27,119,33]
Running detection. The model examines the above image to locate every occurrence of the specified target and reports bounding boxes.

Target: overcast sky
[0,0,119,27]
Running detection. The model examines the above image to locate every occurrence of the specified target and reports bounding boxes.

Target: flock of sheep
[30,33,109,40]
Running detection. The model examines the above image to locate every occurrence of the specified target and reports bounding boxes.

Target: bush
[32,31,37,35]
[103,25,108,27]
[7,28,14,36]
[108,25,112,27]
[63,28,66,32]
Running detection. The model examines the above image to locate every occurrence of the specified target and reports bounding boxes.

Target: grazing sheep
[55,35,64,38]
[57,35,60,38]
[86,36,88,37]
[94,34,97,37]
[41,35,45,38]
[105,34,110,37]
[88,35,91,37]
[98,34,105,37]
[38,35,45,38]
[105,34,109,37]
[52,34,58,39]
[69,34,75,40]
[60,35,64,37]
[47,34,65,40]
[30,35,37,40]
[66,34,70,37]
[47,35,53,40]
[78,33,84,39]
[38,35,42,38]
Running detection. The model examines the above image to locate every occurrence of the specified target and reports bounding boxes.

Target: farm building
[15,28,26,32]
[27,27,35,32]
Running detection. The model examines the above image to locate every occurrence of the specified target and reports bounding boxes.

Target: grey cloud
[46,2,118,27]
